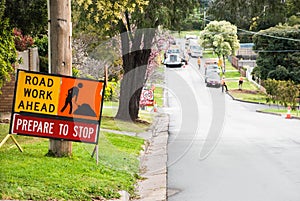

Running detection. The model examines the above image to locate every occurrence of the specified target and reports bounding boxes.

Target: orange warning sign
[10,70,105,144]
[58,77,104,120]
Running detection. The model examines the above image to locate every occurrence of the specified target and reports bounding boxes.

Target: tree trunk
[223,54,226,73]
[47,0,72,157]
[115,27,155,122]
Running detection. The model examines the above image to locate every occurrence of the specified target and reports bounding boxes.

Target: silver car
[205,64,221,75]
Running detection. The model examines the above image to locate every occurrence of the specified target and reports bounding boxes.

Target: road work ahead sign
[9,70,105,144]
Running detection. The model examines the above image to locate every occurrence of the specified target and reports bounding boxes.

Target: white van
[185,35,198,46]
[164,53,184,68]
[189,45,203,58]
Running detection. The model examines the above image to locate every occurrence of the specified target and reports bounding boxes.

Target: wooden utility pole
[47,0,72,157]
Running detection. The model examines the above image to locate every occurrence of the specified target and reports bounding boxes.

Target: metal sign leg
[0,134,23,152]
[91,144,99,165]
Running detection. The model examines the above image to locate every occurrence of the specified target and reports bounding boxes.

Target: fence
[0,48,39,113]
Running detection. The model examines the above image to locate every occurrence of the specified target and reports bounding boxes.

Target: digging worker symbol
[60,83,83,114]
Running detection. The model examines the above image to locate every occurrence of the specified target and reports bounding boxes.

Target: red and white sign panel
[11,114,99,143]
[10,70,105,144]
[140,89,154,106]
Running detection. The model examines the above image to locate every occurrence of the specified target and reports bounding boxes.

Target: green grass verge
[0,91,157,200]
[154,86,164,107]
[227,80,259,91]
[0,123,144,200]
[221,71,240,79]
[101,107,150,133]
[203,50,216,58]
[101,101,154,133]
[101,116,150,133]
[224,60,237,71]
[229,90,267,103]
[226,79,268,103]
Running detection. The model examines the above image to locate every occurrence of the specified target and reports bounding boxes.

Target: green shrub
[104,80,119,101]
[34,35,48,56]
[39,56,48,73]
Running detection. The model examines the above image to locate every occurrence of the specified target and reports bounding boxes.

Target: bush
[264,79,299,107]
[34,35,48,56]
[0,19,16,93]
[104,80,119,101]
[39,56,48,73]
[13,28,34,51]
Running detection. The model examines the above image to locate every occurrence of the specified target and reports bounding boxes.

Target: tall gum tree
[73,0,198,121]
[207,0,294,31]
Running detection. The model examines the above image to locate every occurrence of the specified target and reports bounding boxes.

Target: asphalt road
[166,56,300,201]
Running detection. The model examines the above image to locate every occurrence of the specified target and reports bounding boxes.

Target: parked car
[204,59,218,68]
[206,72,221,87]
[205,71,215,83]
[205,64,221,76]
[189,45,203,58]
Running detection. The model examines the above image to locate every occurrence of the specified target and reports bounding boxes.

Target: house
[230,43,257,69]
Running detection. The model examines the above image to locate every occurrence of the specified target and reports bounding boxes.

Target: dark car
[206,72,221,88]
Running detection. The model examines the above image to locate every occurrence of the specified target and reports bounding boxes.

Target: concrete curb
[133,113,169,201]
[256,110,300,120]
[105,113,169,201]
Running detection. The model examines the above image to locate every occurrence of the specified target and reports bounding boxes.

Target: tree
[180,8,202,31]
[281,80,299,108]
[0,0,17,93]
[287,15,300,26]
[4,0,48,36]
[253,24,300,83]
[267,65,289,81]
[264,79,299,108]
[250,0,287,31]
[199,20,239,72]
[207,0,250,30]
[206,0,300,41]
[73,0,198,121]
[286,0,300,18]
[264,78,280,105]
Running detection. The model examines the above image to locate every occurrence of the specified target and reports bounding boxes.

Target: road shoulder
[133,113,169,201]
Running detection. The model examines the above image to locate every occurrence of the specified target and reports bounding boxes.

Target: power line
[237,28,300,42]
[255,49,300,53]
[203,18,300,42]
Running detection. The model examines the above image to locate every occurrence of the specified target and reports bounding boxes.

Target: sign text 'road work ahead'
[10,70,105,144]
